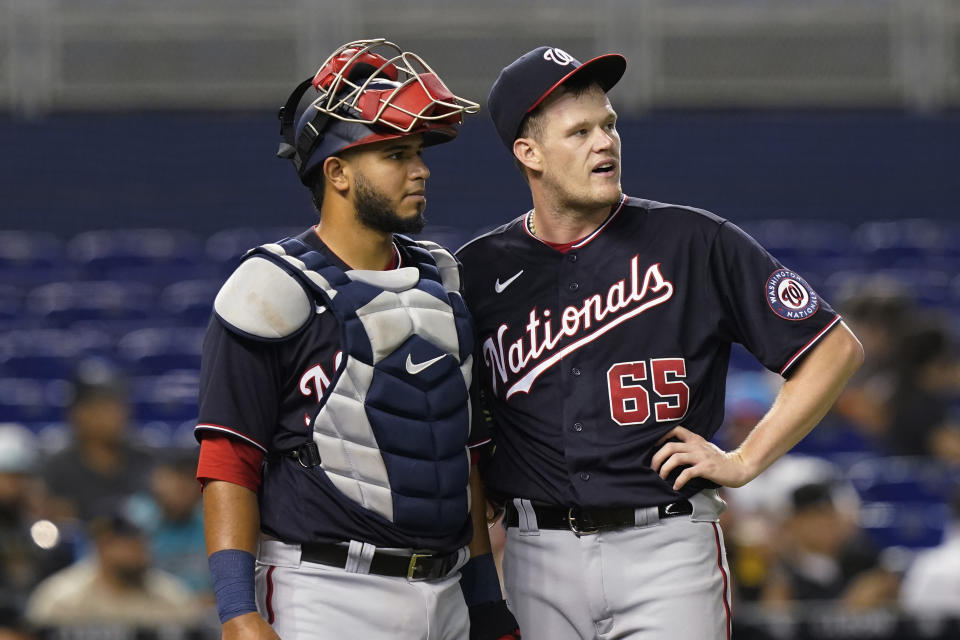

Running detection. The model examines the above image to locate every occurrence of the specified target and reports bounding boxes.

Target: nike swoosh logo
[405,353,446,375]
[494,270,524,294]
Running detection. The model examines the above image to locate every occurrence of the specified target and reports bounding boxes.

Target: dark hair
[68,358,127,408]
[89,513,144,539]
[513,76,606,179]
[896,315,955,375]
[791,482,835,513]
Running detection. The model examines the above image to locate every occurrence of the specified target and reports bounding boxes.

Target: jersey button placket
[559,252,589,493]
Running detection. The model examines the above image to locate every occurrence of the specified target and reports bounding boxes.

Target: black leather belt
[504,499,693,535]
[299,542,460,581]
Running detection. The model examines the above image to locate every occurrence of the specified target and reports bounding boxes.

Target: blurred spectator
[125,448,211,598]
[23,512,204,628]
[833,284,913,440]
[39,359,154,522]
[0,628,35,640]
[0,424,74,628]
[886,315,960,463]
[899,486,960,617]
[760,481,900,612]
[723,455,858,603]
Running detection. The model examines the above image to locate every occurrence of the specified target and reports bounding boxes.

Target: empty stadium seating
[1,219,957,550]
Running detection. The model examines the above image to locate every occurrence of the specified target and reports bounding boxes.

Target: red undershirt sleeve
[196,434,265,493]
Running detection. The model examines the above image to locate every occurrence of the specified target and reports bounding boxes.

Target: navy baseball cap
[487,46,626,150]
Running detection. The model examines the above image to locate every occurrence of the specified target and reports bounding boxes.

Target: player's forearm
[203,480,264,629]
[467,463,493,557]
[736,321,863,478]
[203,479,261,554]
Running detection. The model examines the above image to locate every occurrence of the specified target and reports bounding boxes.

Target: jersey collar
[522,194,627,250]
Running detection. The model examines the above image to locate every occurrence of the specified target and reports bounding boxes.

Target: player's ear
[513,137,542,174]
[323,155,351,194]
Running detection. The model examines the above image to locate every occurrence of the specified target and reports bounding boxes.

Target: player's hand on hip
[222,612,281,640]
[651,425,752,490]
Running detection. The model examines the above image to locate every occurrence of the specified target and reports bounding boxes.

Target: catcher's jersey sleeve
[195,317,281,453]
[195,228,345,456]
[708,220,840,376]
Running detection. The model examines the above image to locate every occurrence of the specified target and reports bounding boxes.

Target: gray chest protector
[215,236,474,533]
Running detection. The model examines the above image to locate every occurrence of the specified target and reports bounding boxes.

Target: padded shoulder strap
[214,254,312,341]
[410,239,461,293]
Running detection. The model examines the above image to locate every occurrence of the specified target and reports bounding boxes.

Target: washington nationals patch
[766,269,820,320]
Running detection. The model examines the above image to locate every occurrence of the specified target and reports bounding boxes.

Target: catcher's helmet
[277,38,479,183]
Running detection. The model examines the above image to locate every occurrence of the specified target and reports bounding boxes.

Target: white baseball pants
[502,490,732,639]
[255,539,469,639]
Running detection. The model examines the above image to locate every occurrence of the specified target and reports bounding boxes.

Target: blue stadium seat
[0,327,115,378]
[24,281,157,327]
[852,219,960,269]
[130,369,200,423]
[159,279,220,326]
[848,456,959,549]
[739,219,854,261]
[138,420,178,449]
[21,422,72,451]
[67,229,206,280]
[847,456,957,502]
[822,268,951,309]
[791,417,878,459]
[101,262,221,287]
[858,501,950,549]
[171,418,202,448]
[205,227,303,276]
[117,327,204,375]
[0,231,76,286]
[0,378,69,423]
[0,284,24,323]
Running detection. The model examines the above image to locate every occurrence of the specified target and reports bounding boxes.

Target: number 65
[606,358,689,426]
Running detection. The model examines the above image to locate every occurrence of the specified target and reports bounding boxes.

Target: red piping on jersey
[195,423,268,453]
[779,314,842,376]
[265,565,276,624]
[572,195,626,248]
[712,523,732,640]
[469,436,492,449]
[522,195,626,249]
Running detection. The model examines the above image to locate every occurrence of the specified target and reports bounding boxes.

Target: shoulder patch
[766,269,820,321]
[214,256,312,340]
[415,240,461,293]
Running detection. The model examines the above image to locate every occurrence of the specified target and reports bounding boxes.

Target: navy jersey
[197,229,345,455]
[456,196,840,509]
[196,228,475,552]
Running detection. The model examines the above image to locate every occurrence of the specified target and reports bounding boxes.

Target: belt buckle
[567,508,599,536]
[406,552,431,580]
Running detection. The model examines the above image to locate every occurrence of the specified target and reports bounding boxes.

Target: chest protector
[214,235,474,534]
